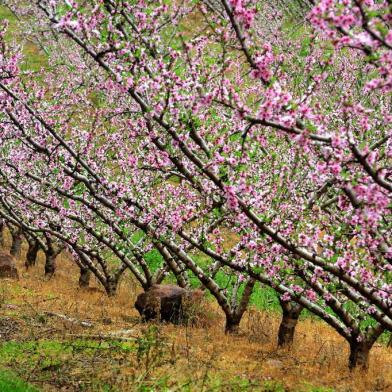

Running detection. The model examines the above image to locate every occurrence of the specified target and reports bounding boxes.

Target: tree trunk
[225,315,241,334]
[104,278,118,297]
[44,253,57,278]
[43,235,64,278]
[156,245,189,288]
[349,341,370,370]
[10,227,23,258]
[78,266,91,288]
[278,299,303,348]
[25,239,40,269]
[0,220,5,248]
[225,277,255,334]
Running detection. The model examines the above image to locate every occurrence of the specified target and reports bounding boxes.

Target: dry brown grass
[0,236,391,391]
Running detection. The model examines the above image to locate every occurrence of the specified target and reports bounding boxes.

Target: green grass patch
[0,5,47,71]
[0,369,39,392]
[0,339,135,373]
[0,338,137,390]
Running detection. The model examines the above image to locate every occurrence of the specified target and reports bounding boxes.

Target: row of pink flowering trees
[0,0,391,369]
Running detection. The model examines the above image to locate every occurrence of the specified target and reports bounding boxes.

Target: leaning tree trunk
[156,245,189,288]
[73,250,125,296]
[278,299,303,348]
[25,238,40,269]
[102,262,129,297]
[0,220,5,248]
[78,266,91,288]
[349,341,371,370]
[10,226,23,258]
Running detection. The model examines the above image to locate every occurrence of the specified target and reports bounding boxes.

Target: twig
[66,333,138,342]
[43,311,94,328]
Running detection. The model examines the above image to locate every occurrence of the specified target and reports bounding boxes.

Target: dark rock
[135,284,203,324]
[0,251,18,279]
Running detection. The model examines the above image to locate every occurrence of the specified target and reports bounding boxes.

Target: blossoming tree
[0,0,391,369]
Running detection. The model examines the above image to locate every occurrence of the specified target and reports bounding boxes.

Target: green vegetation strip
[0,369,39,392]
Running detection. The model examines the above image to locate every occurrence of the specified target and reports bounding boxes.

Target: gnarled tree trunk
[44,252,56,277]
[0,219,5,248]
[104,277,118,297]
[25,237,40,269]
[78,266,91,288]
[349,341,371,370]
[9,226,23,258]
[278,299,303,348]
[44,235,63,278]
[346,326,384,370]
